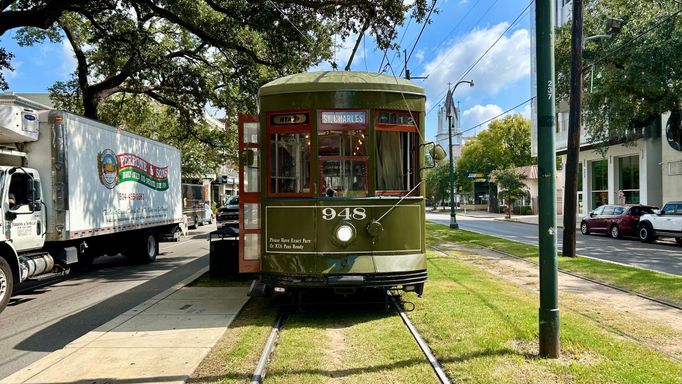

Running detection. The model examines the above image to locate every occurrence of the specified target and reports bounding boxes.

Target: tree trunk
[562,0,584,258]
[82,88,101,120]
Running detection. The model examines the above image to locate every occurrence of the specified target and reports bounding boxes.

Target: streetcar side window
[375,110,419,195]
[318,110,369,197]
[270,132,311,194]
[267,111,312,197]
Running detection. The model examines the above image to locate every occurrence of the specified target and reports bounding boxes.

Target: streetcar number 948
[321,207,367,221]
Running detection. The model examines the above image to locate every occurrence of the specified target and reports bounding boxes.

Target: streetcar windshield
[319,130,368,197]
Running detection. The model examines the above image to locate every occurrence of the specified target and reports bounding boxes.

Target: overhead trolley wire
[433,97,534,143]
[400,0,439,77]
[425,0,534,117]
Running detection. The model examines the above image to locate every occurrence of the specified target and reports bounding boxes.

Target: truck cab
[0,166,46,252]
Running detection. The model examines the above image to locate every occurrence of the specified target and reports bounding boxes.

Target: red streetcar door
[238,114,261,273]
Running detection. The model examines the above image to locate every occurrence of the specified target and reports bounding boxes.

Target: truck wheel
[638,223,655,243]
[0,257,13,313]
[140,232,158,264]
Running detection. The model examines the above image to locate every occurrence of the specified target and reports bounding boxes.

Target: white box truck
[0,103,183,313]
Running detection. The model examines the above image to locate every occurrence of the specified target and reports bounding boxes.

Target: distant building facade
[530,1,681,216]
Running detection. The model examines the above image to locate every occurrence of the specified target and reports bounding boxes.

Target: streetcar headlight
[335,223,355,244]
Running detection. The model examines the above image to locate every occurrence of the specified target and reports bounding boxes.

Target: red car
[580,204,658,239]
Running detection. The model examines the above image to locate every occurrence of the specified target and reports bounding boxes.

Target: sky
[0,0,533,143]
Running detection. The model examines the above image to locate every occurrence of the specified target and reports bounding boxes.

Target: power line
[434,97,534,143]
[426,0,534,117]
[423,0,484,79]
[387,16,414,70]
[587,7,682,70]
[400,0,439,77]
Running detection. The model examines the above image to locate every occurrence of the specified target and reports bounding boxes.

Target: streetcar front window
[270,132,311,194]
[319,130,368,197]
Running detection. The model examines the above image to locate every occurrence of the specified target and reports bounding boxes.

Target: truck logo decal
[98,149,119,189]
[98,150,169,191]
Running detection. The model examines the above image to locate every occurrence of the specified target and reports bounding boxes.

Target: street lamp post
[447,80,474,229]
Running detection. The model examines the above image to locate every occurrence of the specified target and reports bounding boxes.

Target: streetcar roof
[260,71,425,97]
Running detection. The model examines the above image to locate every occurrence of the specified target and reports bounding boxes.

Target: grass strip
[188,297,276,384]
[427,221,682,307]
[266,305,438,384]
[412,250,682,383]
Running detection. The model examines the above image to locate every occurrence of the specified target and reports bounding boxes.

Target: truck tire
[638,222,655,243]
[140,232,158,264]
[0,257,13,313]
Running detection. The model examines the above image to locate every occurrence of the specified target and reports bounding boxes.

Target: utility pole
[562,0,584,258]
[535,0,560,358]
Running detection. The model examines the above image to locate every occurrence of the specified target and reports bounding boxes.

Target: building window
[591,159,608,209]
[618,155,640,204]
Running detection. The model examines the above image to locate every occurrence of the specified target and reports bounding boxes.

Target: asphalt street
[0,226,213,381]
[426,213,682,276]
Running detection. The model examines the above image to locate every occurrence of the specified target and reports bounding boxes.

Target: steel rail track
[390,294,451,384]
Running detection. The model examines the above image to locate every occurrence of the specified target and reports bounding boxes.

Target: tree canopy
[490,168,528,219]
[455,114,534,185]
[554,0,682,144]
[1,0,433,176]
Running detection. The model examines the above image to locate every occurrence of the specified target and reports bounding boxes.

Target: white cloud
[60,40,77,76]
[461,104,503,134]
[2,60,23,84]
[414,49,425,64]
[310,33,364,71]
[420,23,530,100]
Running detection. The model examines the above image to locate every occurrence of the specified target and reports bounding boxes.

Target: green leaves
[455,114,534,184]
[555,0,682,145]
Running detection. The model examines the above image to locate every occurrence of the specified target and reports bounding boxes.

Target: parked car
[217,196,239,229]
[580,204,657,239]
[638,201,682,244]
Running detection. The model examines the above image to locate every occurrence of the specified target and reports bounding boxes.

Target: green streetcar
[237,71,441,296]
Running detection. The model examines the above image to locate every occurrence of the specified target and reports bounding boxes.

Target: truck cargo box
[25,110,182,242]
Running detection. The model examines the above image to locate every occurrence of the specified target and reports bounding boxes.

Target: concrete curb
[1,266,211,384]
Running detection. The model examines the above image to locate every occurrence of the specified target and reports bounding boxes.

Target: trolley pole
[535,0,560,358]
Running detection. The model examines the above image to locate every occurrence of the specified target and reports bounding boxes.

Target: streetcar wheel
[0,257,13,313]
[609,225,621,239]
[580,222,590,235]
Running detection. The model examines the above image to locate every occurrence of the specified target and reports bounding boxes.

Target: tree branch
[136,0,275,66]
[344,19,370,71]
[0,0,88,35]
[61,24,89,91]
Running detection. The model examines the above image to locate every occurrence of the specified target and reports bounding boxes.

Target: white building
[435,89,462,160]
[547,1,681,215]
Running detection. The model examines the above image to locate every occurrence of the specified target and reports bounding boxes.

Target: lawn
[426,221,682,307]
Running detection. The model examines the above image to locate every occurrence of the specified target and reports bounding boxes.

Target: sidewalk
[430,209,582,229]
[1,267,250,384]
